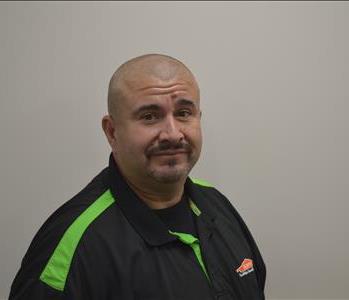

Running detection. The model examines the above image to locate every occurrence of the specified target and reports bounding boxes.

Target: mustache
[146,140,192,156]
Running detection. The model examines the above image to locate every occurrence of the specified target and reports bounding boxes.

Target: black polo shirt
[153,194,197,236]
[9,154,266,300]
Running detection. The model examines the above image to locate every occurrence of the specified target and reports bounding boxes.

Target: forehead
[122,73,200,106]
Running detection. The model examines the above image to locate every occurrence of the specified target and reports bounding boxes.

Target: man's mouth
[152,150,188,156]
[146,141,192,158]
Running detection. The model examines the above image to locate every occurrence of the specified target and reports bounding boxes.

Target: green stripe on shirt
[39,189,115,291]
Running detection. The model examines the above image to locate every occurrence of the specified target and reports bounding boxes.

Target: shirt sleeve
[9,277,65,300]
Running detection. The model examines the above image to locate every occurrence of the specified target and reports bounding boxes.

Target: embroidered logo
[236,258,254,277]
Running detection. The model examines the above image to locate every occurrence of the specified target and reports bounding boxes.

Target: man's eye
[141,112,158,121]
[177,110,192,118]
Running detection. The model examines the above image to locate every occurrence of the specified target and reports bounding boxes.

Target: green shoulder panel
[190,177,214,188]
[39,189,115,291]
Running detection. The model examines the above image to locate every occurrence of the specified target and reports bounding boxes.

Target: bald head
[107,54,199,118]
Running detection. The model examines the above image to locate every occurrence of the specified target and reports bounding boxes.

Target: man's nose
[158,116,184,143]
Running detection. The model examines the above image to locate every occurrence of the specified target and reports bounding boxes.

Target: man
[9,54,266,299]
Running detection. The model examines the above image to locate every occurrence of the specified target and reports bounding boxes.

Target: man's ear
[102,115,117,148]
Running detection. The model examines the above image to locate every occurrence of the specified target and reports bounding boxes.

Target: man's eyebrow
[133,104,161,116]
[176,98,197,107]
[132,99,197,117]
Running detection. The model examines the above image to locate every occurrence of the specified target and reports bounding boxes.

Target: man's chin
[148,166,189,184]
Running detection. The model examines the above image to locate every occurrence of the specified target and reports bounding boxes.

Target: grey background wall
[1,2,348,299]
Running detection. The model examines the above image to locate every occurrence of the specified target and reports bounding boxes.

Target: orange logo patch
[236,258,254,277]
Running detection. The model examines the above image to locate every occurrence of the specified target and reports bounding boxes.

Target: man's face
[111,73,202,185]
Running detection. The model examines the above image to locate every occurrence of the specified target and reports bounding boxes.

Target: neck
[125,177,185,209]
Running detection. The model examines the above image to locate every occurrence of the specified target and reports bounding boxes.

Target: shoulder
[190,176,260,246]
[189,176,240,218]
[10,168,117,297]
[23,168,113,266]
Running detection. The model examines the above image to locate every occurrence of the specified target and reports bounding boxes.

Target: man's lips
[151,150,188,156]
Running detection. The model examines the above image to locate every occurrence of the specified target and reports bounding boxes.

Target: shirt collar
[107,153,216,246]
